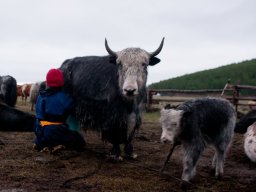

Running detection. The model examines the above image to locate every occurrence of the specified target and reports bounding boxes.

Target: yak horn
[149,37,165,58]
[105,38,117,57]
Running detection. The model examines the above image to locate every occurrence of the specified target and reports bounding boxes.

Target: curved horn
[149,37,165,58]
[105,38,117,57]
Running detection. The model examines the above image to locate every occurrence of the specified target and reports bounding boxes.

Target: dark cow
[0,101,35,132]
[0,75,17,107]
[235,109,256,134]
[60,38,164,159]
[160,97,236,190]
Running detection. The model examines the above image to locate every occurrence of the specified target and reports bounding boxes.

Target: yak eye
[117,61,122,68]
[171,123,177,126]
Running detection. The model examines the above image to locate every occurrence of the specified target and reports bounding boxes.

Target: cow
[30,81,42,111]
[0,75,17,107]
[60,38,164,160]
[160,97,236,190]
[17,84,23,97]
[21,84,31,105]
[235,109,256,134]
[244,122,256,162]
[0,101,35,131]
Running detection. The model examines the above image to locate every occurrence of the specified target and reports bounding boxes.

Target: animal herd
[0,38,255,191]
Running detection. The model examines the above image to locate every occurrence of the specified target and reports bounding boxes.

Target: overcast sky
[0,0,255,85]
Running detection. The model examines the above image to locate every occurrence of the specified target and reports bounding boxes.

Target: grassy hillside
[148,58,256,90]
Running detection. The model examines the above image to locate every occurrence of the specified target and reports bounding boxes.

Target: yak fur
[160,97,236,190]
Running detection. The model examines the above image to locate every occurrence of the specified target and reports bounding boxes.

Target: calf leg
[181,146,202,190]
[212,147,226,180]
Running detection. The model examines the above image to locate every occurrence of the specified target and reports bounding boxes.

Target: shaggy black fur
[0,102,35,131]
[0,75,17,107]
[235,109,256,134]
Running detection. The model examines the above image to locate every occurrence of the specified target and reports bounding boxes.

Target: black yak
[60,38,164,159]
[0,101,35,132]
[0,75,17,107]
[160,97,236,190]
[235,109,256,134]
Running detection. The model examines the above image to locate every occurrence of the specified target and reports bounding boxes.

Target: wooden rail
[147,83,256,111]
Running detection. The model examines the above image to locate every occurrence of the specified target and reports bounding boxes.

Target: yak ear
[108,55,117,64]
[149,57,161,66]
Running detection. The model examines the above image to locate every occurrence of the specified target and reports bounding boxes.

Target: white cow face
[160,108,183,144]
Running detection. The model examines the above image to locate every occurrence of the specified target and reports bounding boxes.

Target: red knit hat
[46,68,64,87]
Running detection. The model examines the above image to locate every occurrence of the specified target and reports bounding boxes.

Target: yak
[0,75,17,107]
[0,101,35,144]
[0,101,35,132]
[60,38,164,160]
[235,109,256,134]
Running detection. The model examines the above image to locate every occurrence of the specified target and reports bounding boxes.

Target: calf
[160,97,236,190]
[244,122,256,162]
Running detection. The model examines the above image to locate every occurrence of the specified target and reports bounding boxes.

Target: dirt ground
[0,103,256,192]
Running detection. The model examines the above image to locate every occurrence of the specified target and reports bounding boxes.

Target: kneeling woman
[34,68,85,152]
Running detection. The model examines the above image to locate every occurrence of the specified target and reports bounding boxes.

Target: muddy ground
[0,103,255,192]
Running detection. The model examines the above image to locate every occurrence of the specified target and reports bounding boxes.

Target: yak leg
[108,144,123,161]
[124,128,137,159]
[124,112,141,159]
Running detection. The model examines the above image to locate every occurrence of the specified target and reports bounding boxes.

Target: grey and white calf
[160,97,236,189]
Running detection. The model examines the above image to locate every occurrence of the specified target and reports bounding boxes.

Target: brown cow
[21,84,31,105]
[17,85,22,97]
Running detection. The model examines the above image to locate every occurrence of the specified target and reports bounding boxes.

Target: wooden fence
[147,83,256,111]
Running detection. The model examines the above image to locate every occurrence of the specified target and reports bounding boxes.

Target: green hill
[148,58,256,90]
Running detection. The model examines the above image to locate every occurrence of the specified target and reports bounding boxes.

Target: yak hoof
[180,180,190,191]
[209,168,215,176]
[106,154,123,162]
[40,147,51,153]
[51,145,66,154]
[215,173,223,180]
[125,153,138,160]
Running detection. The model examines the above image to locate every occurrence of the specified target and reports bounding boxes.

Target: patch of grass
[142,111,160,122]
